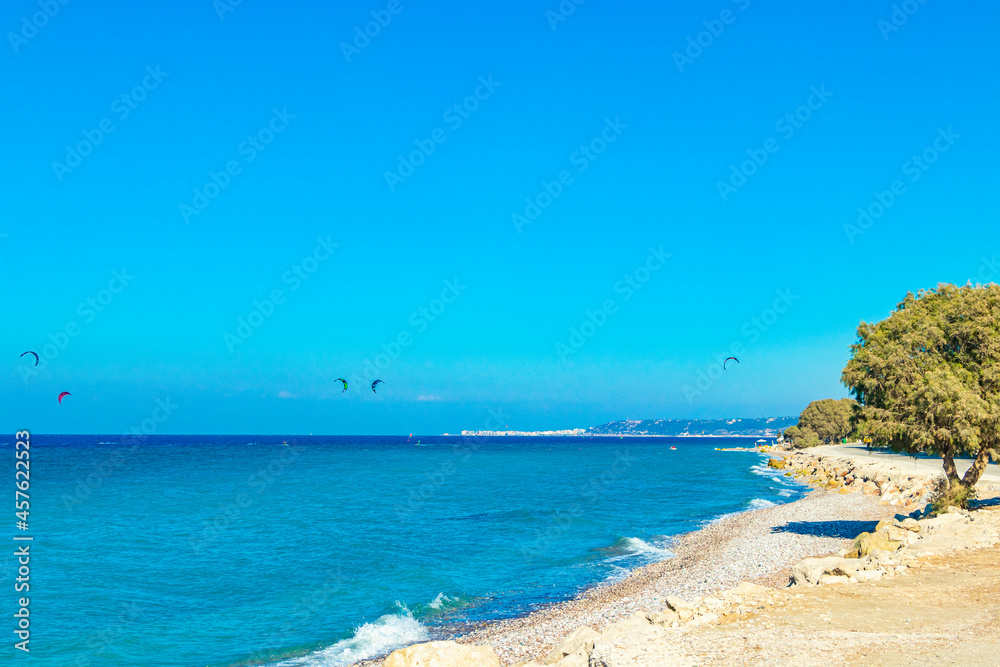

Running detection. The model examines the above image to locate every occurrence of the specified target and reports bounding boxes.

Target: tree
[783,398,856,447]
[783,424,820,448]
[841,283,1000,505]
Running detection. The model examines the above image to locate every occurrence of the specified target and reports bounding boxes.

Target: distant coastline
[453,431,781,438]
[454,416,796,439]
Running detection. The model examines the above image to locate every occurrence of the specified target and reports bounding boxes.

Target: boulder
[854,569,884,583]
[847,530,901,558]
[384,641,500,667]
[817,574,851,585]
[544,626,600,664]
[790,556,857,585]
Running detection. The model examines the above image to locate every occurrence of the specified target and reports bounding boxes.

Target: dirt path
[671,546,1000,666]
[811,444,1000,484]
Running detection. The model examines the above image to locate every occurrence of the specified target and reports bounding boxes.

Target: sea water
[2,435,803,666]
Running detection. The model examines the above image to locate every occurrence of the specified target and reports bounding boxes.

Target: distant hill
[587,417,797,437]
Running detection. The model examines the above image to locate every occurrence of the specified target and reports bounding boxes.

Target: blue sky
[2,0,998,435]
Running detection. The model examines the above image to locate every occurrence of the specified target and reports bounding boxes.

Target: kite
[58,392,71,404]
[20,351,39,366]
[335,378,348,393]
[724,357,739,370]
[371,379,384,393]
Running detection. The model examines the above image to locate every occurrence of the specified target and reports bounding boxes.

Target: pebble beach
[355,449,902,666]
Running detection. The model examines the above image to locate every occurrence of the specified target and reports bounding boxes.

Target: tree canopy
[841,283,1000,496]
[783,398,857,447]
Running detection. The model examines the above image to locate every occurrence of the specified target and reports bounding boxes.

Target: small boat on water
[669,446,677,450]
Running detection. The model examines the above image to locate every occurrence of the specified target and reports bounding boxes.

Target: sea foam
[271,609,429,667]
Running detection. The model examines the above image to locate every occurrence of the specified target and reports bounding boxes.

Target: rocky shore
[363,447,1000,666]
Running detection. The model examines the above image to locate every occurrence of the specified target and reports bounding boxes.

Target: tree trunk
[942,448,962,487]
[961,447,993,488]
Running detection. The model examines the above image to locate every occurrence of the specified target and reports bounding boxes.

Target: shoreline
[352,446,918,666]
[355,445,1000,666]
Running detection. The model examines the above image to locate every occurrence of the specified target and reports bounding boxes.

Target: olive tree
[842,283,1000,504]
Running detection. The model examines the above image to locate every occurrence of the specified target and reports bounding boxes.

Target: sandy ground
[658,541,1000,666]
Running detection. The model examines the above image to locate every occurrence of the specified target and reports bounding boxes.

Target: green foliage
[783,424,821,448]
[928,475,978,513]
[783,398,856,447]
[842,283,1000,490]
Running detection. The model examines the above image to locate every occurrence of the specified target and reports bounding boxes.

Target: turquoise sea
[4,435,802,666]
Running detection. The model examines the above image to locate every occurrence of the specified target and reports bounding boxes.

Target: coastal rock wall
[777,450,932,510]
[788,506,1000,587]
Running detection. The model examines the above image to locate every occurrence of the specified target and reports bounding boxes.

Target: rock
[921,513,970,533]
[790,556,856,585]
[854,569,884,582]
[875,519,894,532]
[881,524,912,543]
[384,641,500,667]
[868,548,896,567]
[544,626,600,664]
[817,574,851,585]
[848,530,902,558]
[729,581,771,598]
[767,458,786,469]
[554,654,587,667]
[899,518,921,532]
[589,623,671,667]
[651,610,679,626]
[688,612,720,625]
[829,560,864,578]
[664,596,690,613]
[600,614,653,642]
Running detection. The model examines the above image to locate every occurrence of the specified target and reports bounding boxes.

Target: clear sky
[2,0,998,435]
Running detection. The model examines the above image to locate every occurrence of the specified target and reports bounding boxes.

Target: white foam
[271,609,429,667]
[708,498,777,525]
[605,537,674,564]
[427,592,454,610]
